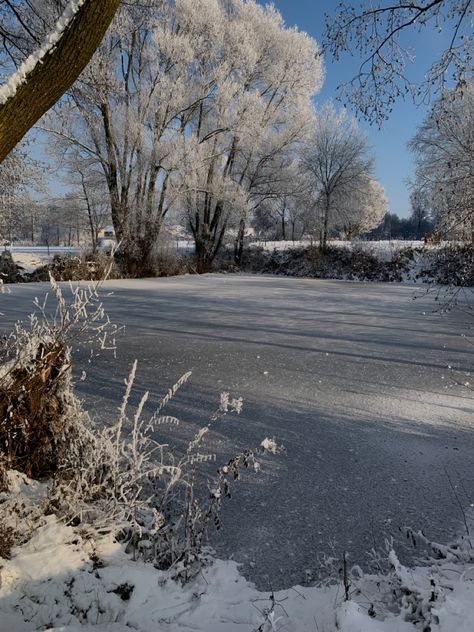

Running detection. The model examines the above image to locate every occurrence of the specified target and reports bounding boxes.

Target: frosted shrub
[0,275,282,581]
[31,251,123,282]
[0,275,117,478]
[49,366,280,581]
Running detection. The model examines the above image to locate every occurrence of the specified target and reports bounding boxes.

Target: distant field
[251,239,432,253]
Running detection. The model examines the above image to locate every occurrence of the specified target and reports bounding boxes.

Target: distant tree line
[364,211,435,242]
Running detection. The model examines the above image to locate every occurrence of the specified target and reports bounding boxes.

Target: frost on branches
[410,79,474,242]
[0,1,86,106]
[46,0,323,274]
[302,103,387,248]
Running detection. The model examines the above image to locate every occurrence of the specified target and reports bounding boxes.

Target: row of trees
[0,0,388,274]
[0,2,472,270]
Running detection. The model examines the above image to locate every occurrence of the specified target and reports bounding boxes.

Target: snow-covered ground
[1,470,474,631]
[249,239,429,255]
[6,243,195,270]
[4,246,81,272]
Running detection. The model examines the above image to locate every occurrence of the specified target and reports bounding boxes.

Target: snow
[1,489,474,632]
[260,437,280,454]
[250,239,432,256]
[1,246,80,272]
[0,0,86,105]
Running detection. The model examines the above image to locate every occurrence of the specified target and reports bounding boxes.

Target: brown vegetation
[0,340,72,479]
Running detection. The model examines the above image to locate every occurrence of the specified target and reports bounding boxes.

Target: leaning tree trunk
[0,0,120,163]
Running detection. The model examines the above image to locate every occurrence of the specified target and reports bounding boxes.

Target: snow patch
[2,474,474,631]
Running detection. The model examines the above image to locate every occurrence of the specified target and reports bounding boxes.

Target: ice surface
[2,274,473,591]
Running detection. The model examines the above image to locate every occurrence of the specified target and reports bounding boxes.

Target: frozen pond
[2,274,474,589]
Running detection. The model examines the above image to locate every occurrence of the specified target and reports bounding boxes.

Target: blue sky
[263,0,448,218]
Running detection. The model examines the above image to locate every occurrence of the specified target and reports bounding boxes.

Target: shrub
[29,251,122,282]
[417,243,474,286]
[0,250,25,283]
[233,244,414,282]
[154,251,194,277]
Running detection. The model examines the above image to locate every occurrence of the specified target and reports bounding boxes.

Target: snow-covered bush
[232,243,415,282]
[0,249,25,283]
[417,244,474,287]
[30,251,122,282]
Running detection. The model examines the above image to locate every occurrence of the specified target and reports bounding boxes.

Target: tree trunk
[194,222,213,274]
[281,213,286,240]
[0,0,120,163]
[120,238,156,278]
[79,173,97,252]
[321,196,330,252]
[195,238,208,274]
[234,218,246,266]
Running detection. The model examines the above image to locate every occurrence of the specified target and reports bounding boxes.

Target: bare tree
[249,165,311,243]
[0,0,120,163]
[303,103,374,251]
[0,145,44,242]
[323,1,473,125]
[60,152,110,252]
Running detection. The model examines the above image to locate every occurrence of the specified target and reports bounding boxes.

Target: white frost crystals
[0,0,86,106]
[219,391,243,414]
[260,437,283,454]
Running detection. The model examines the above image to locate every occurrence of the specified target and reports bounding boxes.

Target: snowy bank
[1,471,474,632]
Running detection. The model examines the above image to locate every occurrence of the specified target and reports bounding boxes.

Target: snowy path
[2,274,474,590]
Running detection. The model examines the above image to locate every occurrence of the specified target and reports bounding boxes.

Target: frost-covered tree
[0,146,44,242]
[0,0,120,163]
[48,0,322,275]
[323,1,473,125]
[251,164,311,242]
[409,80,474,240]
[336,178,388,239]
[303,103,374,250]
[60,151,111,251]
